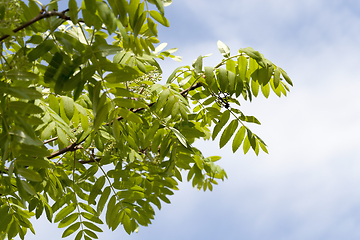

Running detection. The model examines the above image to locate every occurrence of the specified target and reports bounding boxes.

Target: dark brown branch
[0,9,70,42]
[46,142,78,160]
[47,134,88,160]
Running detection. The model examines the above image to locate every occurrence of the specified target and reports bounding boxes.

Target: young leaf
[261,83,270,98]
[217,68,228,92]
[81,212,103,224]
[232,126,246,152]
[88,176,105,205]
[17,168,42,182]
[62,222,80,238]
[273,67,280,88]
[169,127,187,147]
[280,68,293,86]
[152,0,165,15]
[194,55,203,75]
[217,40,230,58]
[58,213,79,228]
[212,110,230,140]
[69,0,78,24]
[83,221,103,232]
[167,66,184,83]
[219,119,238,148]
[79,203,97,216]
[54,203,76,223]
[61,96,74,120]
[27,40,54,61]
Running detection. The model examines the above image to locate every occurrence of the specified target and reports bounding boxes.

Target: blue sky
[19,0,360,239]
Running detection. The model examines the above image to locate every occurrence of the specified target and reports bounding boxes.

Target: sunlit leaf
[217,40,230,58]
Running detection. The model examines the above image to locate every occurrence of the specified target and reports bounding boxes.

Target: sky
[18,0,360,239]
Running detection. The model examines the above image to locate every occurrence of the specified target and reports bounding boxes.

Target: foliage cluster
[0,0,292,239]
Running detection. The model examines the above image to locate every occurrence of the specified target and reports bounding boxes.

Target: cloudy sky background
[21,0,360,239]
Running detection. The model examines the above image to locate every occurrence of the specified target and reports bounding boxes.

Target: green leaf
[105,196,116,227]
[16,156,50,169]
[62,222,80,238]
[20,180,37,195]
[149,10,169,27]
[97,1,117,34]
[18,144,49,157]
[204,66,215,89]
[83,221,103,232]
[79,203,97,216]
[84,229,98,239]
[152,0,165,15]
[273,67,280,88]
[156,88,170,111]
[259,140,269,154]
[179,75,191,87]
[243,134,251,154]
[58,213,79,228]
[243,115,261,125]
[17,168,42,182]
[44,52,63,83]
[212,110,230,140]
[228,71,236,94]
[217,40,230,58]
[94,102,111,131]
[69,0,78,23]
[5,70,39,82]
[194,55,203,75]
[217,68,228,92]
[105,65,142,83]
[261,83,270,98]
[232,126,246,152]
[93,44,123,57]
[114,98,147,109]
[280,68,293,86]
[75,231,83,240]
[56,126,69,146]
[251,79,259,97]
[5,87,42,100]
[240,47,266,67]
[11,130,43,146]
[81,212,103,224]
[84,0,96,13]
[27,40,54,61]
[61,96,74,120]
[54,203,76,223]
[167,66,184,83]
[219,119,238,148]
[147,17,158,37]
[88,176,105,205]
[118,108,143,123]
[8,101,43,114]
[169,127,187,147]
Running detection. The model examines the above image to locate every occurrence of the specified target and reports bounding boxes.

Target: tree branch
[46,142,78,160]
[0,9,70,42]
[46,134,89,160]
